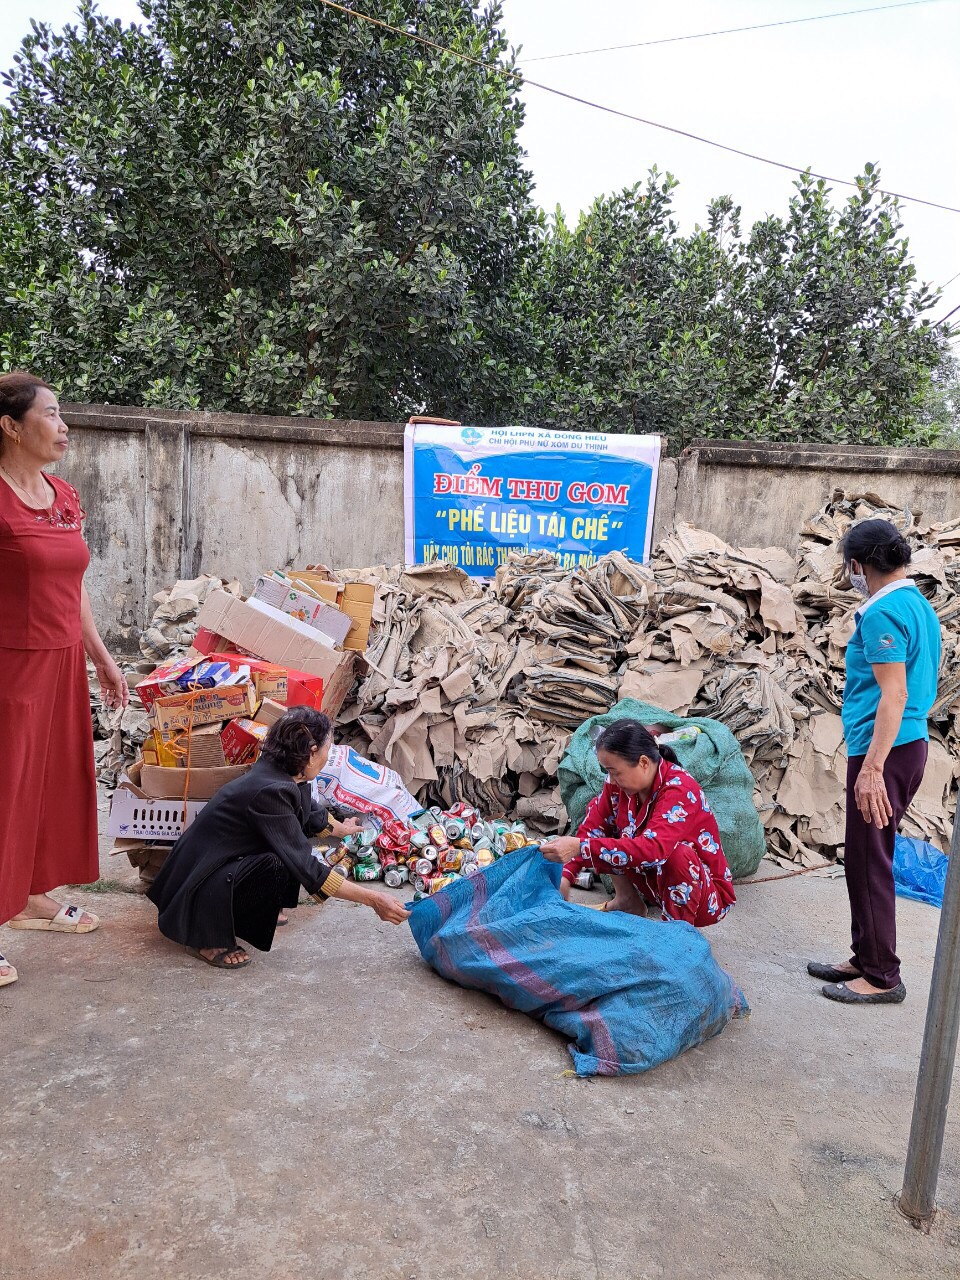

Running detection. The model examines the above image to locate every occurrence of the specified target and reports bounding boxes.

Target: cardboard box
[145,729,190,768]
[252,574,353,647]
[135,656,204,712]
[108,789,206,842]
[143,723,227,769]
[184,724,227,769]
[188,648,289,704]
[320,651,358,719]
[195,590,351,682]
[151,681,258,734]
[221,718,269,764]
[341,582,375,651]
[192,627,333,713]
[254,698,287,727]
[288,571,374,652]
[136,759,252,801]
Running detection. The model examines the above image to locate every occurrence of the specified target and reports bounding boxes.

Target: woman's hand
[540,836,582,863]
[854,764,893,829]
[95,655,129,710]
[335,815,365,837]
[366,890,411,924]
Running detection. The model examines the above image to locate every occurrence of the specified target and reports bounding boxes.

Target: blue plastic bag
[893,835,948,908]
[408,847,748,1077]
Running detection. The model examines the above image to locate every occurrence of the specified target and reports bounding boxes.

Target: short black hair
[595,719,678,766]
[261,707,332,776]
[839,518,912,575]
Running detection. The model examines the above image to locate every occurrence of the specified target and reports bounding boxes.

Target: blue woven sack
[408,847,749,1077]
[893,834,948,908]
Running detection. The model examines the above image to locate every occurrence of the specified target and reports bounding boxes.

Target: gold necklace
[0,462,52,508]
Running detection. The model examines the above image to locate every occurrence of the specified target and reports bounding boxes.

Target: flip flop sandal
[192,947,250,970]
[8,904,99,933]
[0,950,18,988]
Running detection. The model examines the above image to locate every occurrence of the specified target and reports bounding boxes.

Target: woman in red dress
[0,373,128,988]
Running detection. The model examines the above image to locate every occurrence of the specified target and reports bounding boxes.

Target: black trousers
[844,739,928,988]
[188,853,299,953]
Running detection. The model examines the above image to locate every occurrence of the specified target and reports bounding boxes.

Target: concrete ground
[2,832,959,1280]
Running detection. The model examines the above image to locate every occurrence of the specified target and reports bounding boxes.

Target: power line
[519,0,948,65]
[315,0,960,216]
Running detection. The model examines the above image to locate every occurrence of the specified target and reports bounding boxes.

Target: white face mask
[849,566,869,597]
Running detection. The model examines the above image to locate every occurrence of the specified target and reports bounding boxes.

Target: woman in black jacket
[148,707,409,969]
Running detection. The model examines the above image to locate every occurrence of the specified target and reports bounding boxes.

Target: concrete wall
[675,440,960,551]
[54,405,960,646]
[57,405,407,645]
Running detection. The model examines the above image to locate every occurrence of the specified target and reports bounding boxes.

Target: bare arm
[81,582,129,708]
[327,877,410,924]
[854,662,908,828]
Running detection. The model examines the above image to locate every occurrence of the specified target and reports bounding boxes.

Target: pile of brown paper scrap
[336,490,959,857]
[99,491,959,859]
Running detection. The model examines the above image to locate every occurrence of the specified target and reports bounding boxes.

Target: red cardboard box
[191,631,331,714]
[188,648,289,704]
[221,717,269,765]
[135,656,204,712]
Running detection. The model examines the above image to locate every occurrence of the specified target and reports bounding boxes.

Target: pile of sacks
[98,490,960,863]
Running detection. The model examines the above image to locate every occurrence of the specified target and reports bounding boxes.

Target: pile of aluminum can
[324,801,536,898]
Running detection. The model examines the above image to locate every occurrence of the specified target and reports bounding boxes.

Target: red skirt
[0,643,99,922]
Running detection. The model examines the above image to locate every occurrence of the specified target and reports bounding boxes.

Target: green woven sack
[557,697,766,881]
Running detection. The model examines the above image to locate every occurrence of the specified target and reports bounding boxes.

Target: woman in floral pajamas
[541,721,735,926]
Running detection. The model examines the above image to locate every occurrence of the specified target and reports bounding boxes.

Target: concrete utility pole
[898,813,960,1227]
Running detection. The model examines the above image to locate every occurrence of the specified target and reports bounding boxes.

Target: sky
[1,0,957,320]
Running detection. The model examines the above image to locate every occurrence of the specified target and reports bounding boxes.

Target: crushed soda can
[430,873,461,894]
[428,825,448,849]
[411,872,435,895]
[413,857,436,877]
[438,848,462,873]
[410,830,431,850]
[503,832,527,852]
[353,857,382,882]
[573,869,596,890]
[447,802,480,826]
[443,818,466,841]
[326,845,356,876]
[383,864,409,888]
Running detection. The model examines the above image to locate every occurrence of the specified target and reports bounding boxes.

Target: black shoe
[807,960,863,983]
[821,981,907,1005]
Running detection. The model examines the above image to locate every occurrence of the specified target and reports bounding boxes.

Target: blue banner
[404,425,662,576]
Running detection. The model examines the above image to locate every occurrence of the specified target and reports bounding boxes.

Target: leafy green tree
[0,0,534,416]
[479,166,951,448]
[0,3,949,446]
[920,350,960,447]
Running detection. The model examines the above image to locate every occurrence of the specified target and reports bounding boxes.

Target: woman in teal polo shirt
[808,519,941,1006]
